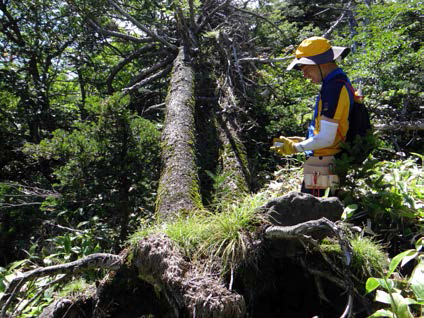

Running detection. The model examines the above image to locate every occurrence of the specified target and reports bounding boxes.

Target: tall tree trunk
[216,76,250,201]
[156,47,203,220]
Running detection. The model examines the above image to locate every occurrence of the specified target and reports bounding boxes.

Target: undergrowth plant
[366,237,424,318]
[320,235,388,281]
[341,154,423,237]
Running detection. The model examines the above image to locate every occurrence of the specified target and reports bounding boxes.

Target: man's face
[300,64,321,84]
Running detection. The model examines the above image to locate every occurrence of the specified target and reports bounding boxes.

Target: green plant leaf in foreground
[415,237,424,252]
[375,290,415,318]
[341,204,358,221]
[410,259,424,303]
[388,249,417,276]
[368,308,396,317]
[366,277,382,294]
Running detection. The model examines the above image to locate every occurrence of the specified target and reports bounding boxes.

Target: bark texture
[156,47,203,220]
[215,77,250,199]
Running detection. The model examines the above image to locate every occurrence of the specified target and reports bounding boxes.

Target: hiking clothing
[295,119,338,152]
[305,68,353,157]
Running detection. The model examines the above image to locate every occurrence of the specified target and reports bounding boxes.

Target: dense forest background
[0,0,423,317]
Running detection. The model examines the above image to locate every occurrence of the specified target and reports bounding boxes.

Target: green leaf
[401,252,419,268]
[390,293,414,318]
[410,260,424,303]
[369,309,395,317]
[8,259,28,271]
[375,290,392,304]
[415,237,424,252]
[366,277,381,293]
[341,204,358,221]
[388,249,416,276]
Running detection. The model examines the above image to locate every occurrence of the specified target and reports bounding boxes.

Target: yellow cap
[295,37,331,58]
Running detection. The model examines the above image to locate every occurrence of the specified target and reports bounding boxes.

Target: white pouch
[303,156,339,190]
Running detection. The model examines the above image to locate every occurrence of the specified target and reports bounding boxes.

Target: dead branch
[126,56,174,88]
[0,202,43,209]
[196,0,230,33]
[321,1,350,38]
[107,0,178,52]
[238,56,292,64]
[43,221,108,242]
[87,18,154,43]
[142,102,166,115]
[106,44,158,93]
[123,64,173,93]
[375,120,424,131]
[228,4,285,35]
[12,274,71,318]
[0,253,122,317]
[0,182,59,198]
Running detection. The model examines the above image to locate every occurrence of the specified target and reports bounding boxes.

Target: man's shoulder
[321,75,348,95]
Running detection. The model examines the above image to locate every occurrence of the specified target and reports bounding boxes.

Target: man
[272,36,353,196]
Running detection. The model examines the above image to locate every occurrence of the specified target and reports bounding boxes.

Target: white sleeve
[294,120,338,152]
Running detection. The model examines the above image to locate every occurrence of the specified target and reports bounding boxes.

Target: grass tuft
[320,235,388,278]
[128,192,270,272]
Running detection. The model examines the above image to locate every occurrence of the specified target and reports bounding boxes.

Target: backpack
[337,80,373,164]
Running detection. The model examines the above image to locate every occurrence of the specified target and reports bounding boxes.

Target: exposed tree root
[265,217,353,266]
[133,234,246,318]
[262,215,370,318]
[1,194,376,317]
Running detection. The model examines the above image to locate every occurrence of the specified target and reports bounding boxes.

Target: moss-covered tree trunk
[215,76,250,200]
[156,47,203,220]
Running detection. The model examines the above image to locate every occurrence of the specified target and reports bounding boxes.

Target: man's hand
[271,136,298,156]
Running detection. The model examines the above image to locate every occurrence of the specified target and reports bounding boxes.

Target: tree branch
[228,4,286,35]
[87,18,154,43]
[142,102,166,115]
[106,44,158,94]
[107,0,177,51]
[0,1,26,46]
[375,120,424,131]
[238,56,292,64]
[0,253,122,317]
[321,1,351,38]
[12,274,71,318]
[196,0,230,33]
[124,63,173,93]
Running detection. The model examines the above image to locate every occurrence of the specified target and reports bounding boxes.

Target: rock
[262,191,343,226]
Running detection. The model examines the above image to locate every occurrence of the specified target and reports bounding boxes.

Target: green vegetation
[320,236,388,279]
[0,0,423,316]
[130,192,270,271]
[366,238,424,317]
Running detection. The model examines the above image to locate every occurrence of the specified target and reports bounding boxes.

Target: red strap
[336,79,356,95]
